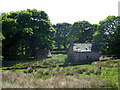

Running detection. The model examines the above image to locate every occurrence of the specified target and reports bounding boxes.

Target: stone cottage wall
[89,52,100,60]
[35,49,52,60]
[73,52,99,62]
[67,45,74,61]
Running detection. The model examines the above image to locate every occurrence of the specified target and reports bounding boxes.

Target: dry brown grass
[0,69,2,89]
[100,56,113,61]
[2,72,111,88]
[91,61,107,67]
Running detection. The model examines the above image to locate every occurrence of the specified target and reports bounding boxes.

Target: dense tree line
[95,16,120,57]
[53,21,98,50]
[105,26,120,58]
[53,23,72,50]
[2,9,56,60]
[1,9,120,60]
[53,16,120,58]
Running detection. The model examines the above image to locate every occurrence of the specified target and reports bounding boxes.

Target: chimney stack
[70,35,74,45]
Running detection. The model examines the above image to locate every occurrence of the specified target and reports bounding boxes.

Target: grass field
[2,54,119,88]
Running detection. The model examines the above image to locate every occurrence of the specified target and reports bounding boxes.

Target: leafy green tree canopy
[2,9,56,60]
[53,23,72,49]
[70,21,98,43]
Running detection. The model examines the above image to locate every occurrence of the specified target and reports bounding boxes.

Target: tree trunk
[21,44,24,60]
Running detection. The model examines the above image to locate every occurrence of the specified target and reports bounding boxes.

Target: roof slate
[73,43,92,52]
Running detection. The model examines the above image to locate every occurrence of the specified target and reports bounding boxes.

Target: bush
[51,71,58,76]
[94,70,101,75]
[28,67,33,73]
[43,70,49,75]
[86,71,90,75]
[23,70,28,73]
[89,69,94,73]
[37,69,44,75]
[109,60,118,63]
[75,68,83,74]
[92,61,107,67]
[11,69,16,72]
[65,71,74,76]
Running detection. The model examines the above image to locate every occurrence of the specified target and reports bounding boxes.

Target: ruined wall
[67,45,74,61]
[73,52,100,62]
[35,49,52,60]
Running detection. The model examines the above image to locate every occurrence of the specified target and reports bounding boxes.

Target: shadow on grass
[2,59,34,67]
[2,57,46,67]
[64,58,99,66]
[2,54,99,70]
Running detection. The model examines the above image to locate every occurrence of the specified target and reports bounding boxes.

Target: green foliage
[2,9,120,61]
[53,23,72,49]
[53,16,120,57]
[2,54,119,88]
[105,26,120,58]
[2,9,56,60]
[95,16,120,55]
[69,21,98,43]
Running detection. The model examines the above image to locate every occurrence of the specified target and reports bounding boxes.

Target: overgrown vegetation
[2,54,119,88]
[1,9,120,88]
[2,9,56,60]
[1,9,120,60]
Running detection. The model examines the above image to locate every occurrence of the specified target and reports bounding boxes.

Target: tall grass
[2,55,119,88]
[2,72,111,88]
[0,69,2,89]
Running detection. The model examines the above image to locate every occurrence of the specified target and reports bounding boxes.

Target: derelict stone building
[67,36,100,63]
[34,49,52,60]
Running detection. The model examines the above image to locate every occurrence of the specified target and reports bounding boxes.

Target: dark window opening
[87,56,89,58]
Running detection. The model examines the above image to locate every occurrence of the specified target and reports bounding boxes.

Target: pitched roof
[73,43,92,52]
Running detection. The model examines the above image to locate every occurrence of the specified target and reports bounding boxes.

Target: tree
[69,21,98,43]
[53,23,72,50]
[105,26,120,58]
[95,16,120,55]
[2,14,24,60]
[2,9,56,60]
[0,15,4,59]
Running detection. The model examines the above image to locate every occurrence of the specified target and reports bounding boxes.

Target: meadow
[2,54,119,88]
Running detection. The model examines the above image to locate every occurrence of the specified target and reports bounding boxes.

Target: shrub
[65,71,74,76]
[79,67,88,72]
[94,70,101,75]
[82,67,88,72]
[89,69,94,73]
[37,69,44,75]
[11,69,16,72]
[113,64,118,67]
[51,71,58,76]
[23,70,28,73]
[34,68,37,72]
[75,68,83,74]
[28,67,33,73]
[43,70,49,75]
[86,71,90,75]
[92,61,107,67]
[109,64,118,67]
[109,60,118,63]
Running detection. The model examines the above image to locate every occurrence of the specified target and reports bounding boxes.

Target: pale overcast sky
[0,0,119,24]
